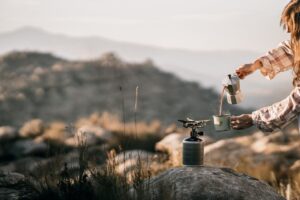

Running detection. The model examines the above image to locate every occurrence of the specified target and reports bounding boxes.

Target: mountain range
[0,51,250,138]
[0,27,294,109]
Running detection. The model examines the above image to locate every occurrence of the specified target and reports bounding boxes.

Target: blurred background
[0,0,292,109]
[1,1,300,199]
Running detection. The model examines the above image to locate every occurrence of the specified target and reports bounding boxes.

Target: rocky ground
[0,113,299,199]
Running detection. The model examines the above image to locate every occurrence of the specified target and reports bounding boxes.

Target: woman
[231,0,300,132]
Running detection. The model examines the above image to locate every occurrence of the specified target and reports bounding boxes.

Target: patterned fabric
[251,40,299,132]
[258,40,294,80]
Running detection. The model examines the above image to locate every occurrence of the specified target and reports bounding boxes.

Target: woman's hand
[236,60,262,79]
[231,114,253,130]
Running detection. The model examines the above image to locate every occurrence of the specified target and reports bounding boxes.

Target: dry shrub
[31,124,158,200]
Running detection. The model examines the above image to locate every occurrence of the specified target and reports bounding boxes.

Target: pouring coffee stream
[214,73,244,131]
[218,87,226,116]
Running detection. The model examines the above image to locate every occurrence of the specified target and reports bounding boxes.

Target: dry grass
[76,112,162,136]
[32,125,161,200]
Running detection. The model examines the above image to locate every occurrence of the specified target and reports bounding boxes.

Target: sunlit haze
[0,0,291,51]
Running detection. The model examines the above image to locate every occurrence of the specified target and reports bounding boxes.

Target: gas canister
[178,118,209,166]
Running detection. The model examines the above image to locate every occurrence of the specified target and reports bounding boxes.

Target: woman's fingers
[235,63,255,79]
[230,114,253,130]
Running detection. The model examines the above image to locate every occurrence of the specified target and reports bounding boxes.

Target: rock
[10,139,48,157]
[164,124,177,134]
[59,151,81,176]
[204,139,254,167]
[251,131,300,154]
[290,160,300,172]
[65,125,112,147]
[19,119,44,138]
[108,150,156,182]
[0,172,38,200]
[203,137,276,181]
[42,122,69,142]
[144,166,285,200]
[86,144,109,165]
[78,125,112,141]
[113,150,154,174]
[289,160,300,181]
[0,157,46,175]
[0,163,16,173]
[0,126,17,141]
[204,132,300,181]
[155,133,186,166]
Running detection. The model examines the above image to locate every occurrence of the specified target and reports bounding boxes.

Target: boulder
[113,150,154,174]
[42,122,69,142]
[65,125,112,147]
[144,166,285,200]
[204,132,300,181]
[19,119,44,138]
[204,139,254,167]
[0,172,38,200]
[108,150,168,183]
[289,160,300,181]
[78,125,112,141]
[0,157,47,175]
[155,133,186,166]
[0,126,17,141]
[10,139,48,157]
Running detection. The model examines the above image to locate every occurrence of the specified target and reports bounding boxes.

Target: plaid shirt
[251,40,298,132]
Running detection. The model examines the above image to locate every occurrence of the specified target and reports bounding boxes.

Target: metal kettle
[222,73,243,104]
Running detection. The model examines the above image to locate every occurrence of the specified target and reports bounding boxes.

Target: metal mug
[213,114,231,131]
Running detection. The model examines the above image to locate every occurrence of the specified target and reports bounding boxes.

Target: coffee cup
[213,114,231,131]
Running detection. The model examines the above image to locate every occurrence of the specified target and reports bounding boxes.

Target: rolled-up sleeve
[252,86,300,132]
[258,40,294,80]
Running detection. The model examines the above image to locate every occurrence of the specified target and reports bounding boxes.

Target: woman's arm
[232,86,300,132]
[236,40,294,79]
[251,86,300,132]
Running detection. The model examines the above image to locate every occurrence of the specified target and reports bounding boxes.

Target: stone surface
[19,119,44,138]
[289,160,300,181]
[10,139,48,157]
[145,166,285,200]
[155,133,186,166]
[65,125,112,147]
[42,122,69,142]
[203,130,300,181]
[204,139,254,167]
[0,126,17,141]
[78,125,112,141]
[0,157,46,175]
[113,150,154,174]
[0,172,38,200]
[108,150,166,183]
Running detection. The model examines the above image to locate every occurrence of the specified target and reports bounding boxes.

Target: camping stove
[178,118,210,166]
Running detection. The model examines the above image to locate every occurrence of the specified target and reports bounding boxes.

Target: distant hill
[0,51,249,138]
[0,27,293,109]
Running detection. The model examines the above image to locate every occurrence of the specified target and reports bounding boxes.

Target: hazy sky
[0,0,291,52]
